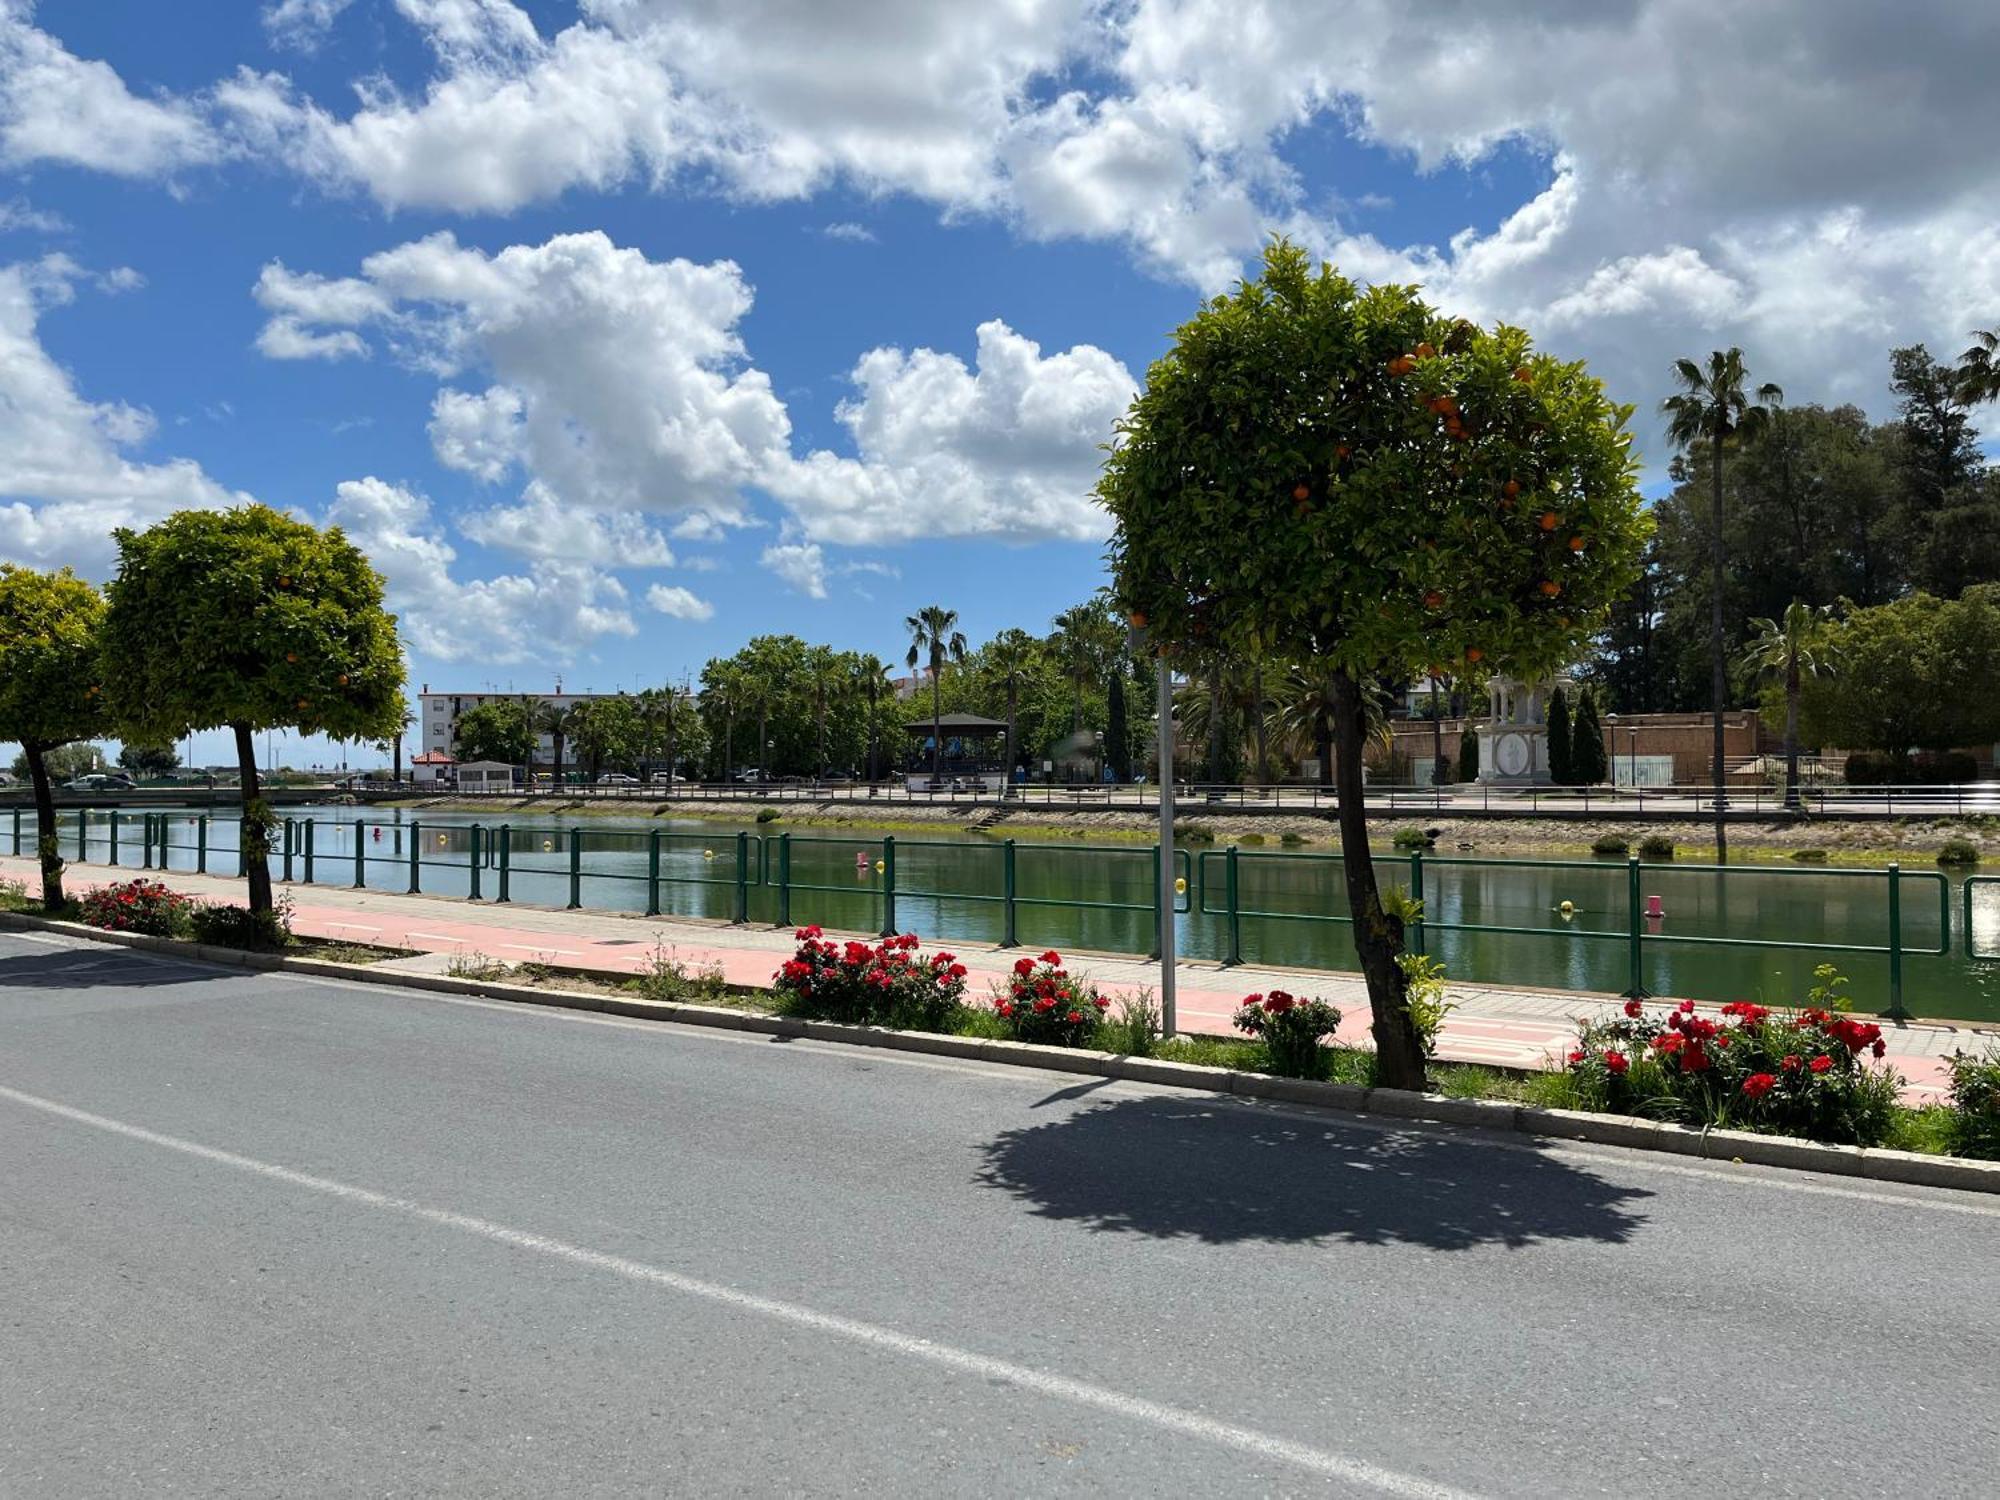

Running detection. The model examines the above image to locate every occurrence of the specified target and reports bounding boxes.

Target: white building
[416,684,620,764]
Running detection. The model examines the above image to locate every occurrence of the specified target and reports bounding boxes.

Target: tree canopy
[1799,586,2000,754]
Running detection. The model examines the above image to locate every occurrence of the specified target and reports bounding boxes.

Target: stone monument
[1476,673,1575,786]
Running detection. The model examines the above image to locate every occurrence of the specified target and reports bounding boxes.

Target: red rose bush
[1233,989,1344,1079]
[77,878,193,938]
[773,926,968,1030]
[992,951,1110,1048]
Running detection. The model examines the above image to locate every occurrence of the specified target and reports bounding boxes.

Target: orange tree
[1100,241,1648,1087]
[102,506,405,917]
[0,566,112,909]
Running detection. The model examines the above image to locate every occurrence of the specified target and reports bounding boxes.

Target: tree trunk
[1329,671,1427,1091]
[1708,440,1730,862]
[930,653,943,782]
[665,710,677,800]
[758,708,769,783]
[233,721,274,916]
[1783,656,1802,810]
[1429,674,1446,788]
[817,693,828,781]
[393,733,403,786]
[552,733,565,788]
[24,743,64,911]
[1206,663,1224,783]
[1252,665,1267,784]
[1005,680,1017,793]
[724,710,735,784]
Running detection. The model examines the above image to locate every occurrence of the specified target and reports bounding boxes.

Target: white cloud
[644,582,713,621]
[820,222,877,244]
[771,319,1134,544]
[252,262,391,360]
[0,3,221,176]
[0,255,246,573]
[326,476,638,663]
[262,0,354,52]
[760,540,826,599]
[257,231,1130,550]
[458,481,676,567]
[0,196,65,233]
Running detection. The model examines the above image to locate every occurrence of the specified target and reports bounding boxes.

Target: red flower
[1871,1038,1886,1058]
[949,964,967,980]
[1240,993,1264,1008]
[1782,1054,1803,1072]
[1682,1044,1711,1073]
[1091,995,1110,1010]
[1039,950,1063,965]
[1066,1010,1083,1024]
[1266,992,1295,1015]
[1604,1050,1629,1075]
[1567,1050,1588,1065]
[1013,957,1035,975]
[795,925,823,940]
[1741,1073,1778,1099]
[996,1001,1014,1018]
[1677,1000,1696,1014]
[1033,997,1056,1014]
[1810,1054,1833,1073]
[1623,999,1644,1018]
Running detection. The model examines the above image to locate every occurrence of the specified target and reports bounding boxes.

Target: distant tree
[1890,344,2000,598]
[1102,243,1646,1082]
[102,506,404,917]
[453,700,534,767]
[1546,685,1574,785]
[10,744,105,784]
[1800,588,2000,756]
[1742,602,1833,808]
[0,566,112,909]
[117,741,181,778]
[905,605,967,783]
[1956,327,2000,406]
[1663,348,1782,863]
[984,628,1037,782]
[531,700,571,785]
[1569,690,1608,785]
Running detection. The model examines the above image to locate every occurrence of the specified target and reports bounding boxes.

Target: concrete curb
[7,909,1998,1197]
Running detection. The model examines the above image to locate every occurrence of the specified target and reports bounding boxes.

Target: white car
[596,772,639,786]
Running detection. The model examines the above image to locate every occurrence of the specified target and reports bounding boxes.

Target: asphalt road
[2,930,1996,1497]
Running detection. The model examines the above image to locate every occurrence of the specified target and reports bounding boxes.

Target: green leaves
[0,565,111,753]
[1102,240,1648,683]
[101,505,405,744]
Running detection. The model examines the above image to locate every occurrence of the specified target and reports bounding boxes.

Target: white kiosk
[1477,673,1575,786]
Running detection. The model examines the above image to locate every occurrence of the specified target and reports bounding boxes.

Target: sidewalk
[5,854,1982,1102]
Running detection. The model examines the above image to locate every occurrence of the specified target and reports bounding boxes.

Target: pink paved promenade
[5,854,1984,1103]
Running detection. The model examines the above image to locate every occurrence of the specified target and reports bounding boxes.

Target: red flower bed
[77,879,192,938]
[993,951,1109,1048]
[1566,991,1901,1145]
[772,925,967,1030]
[1233,989,1344,1079]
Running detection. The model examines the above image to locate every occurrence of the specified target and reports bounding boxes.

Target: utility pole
[1135,636,1175,1039]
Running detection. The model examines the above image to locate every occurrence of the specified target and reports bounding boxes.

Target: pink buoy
[1644,894,1664,918]
[856,851,869,874]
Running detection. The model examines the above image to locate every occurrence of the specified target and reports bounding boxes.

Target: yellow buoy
[438,833,448,847]
[542,840,553,852]
[1175,876,1188,895]
[875,860,886,874]
[1558,899,1575,918]
[703,848,715,860]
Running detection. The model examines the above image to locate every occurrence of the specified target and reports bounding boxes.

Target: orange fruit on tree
[1423,590,1444,608]
[1334,444,1351,460]
[296,697,309,709]
[1293,482,1311,501]
[1512,367,1531,383]
[1502,478,1520,498]
[1538,580,1562,598]
[1568,535,1586,552]
[1415,341,1436,359]
[337,673,350,685]
[1436,395,1459,418]
[1465,647,1484,663]
[1388,356,1414,376]
[285,652,297,663]
[1127,610,1147,628]
[1538,511,1559,531]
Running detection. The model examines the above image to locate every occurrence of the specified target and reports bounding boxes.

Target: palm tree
[1663,348,1782,863]
[742,670,777,785]
[849,653,895,782]
[1742,603,1833,810]
[1050,603,1116,737]
[905,605,967,783]
[387,707,414,785]
[804,645,846,781]
[705,664,742,783]
[985,628,1036,789]
[1957,327,2000,406]
[532,700,571,788]
[1268,665,1393,787]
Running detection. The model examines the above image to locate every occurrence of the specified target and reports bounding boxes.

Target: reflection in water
[45,804,2000,1023]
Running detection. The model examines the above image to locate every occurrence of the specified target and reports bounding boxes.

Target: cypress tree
[1458,725,1479,781]
[1546,686,1573,785]
[1571,691,1609,784]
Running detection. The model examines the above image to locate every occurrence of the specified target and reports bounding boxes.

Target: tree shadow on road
[0,947,223,990]
[975,1095,1651,1251]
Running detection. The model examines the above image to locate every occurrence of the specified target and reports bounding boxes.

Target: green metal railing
[12,807,1986,1020]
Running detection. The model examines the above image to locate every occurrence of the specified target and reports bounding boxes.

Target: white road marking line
[403,932,465,943]
[500,944,580,956]
[0,1083,1474,1500]
[322,922,381,935]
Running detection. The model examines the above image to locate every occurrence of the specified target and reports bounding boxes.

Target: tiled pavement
[6,854,1986,1102]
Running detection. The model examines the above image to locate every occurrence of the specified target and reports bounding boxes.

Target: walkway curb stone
[6,909,1998,1197]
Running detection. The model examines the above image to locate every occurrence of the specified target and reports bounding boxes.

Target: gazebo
[903,712,1009,792]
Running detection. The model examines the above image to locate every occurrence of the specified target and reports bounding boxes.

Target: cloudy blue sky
[2,1,1996,763]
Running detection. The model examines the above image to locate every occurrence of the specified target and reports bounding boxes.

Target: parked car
[596,772,639,786]
[62,773,134,791]
[733,768,763,783]
[647,771,688,784]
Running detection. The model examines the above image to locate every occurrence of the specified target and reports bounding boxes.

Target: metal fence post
[1407,849,1426,957]
[77,809,88,864]
[496,826,511,903]
[353,821,366,888]
[468,825,483,901]
[1000,838,1018,947]
[881,836,897,936]
[567,829,582,909]
[1148,843,1162,960]
[108,810,119,866]
[303,818,316,885]
[777,834,792,928]
[1225,845,1243,967]
[1623,856,1647,999]
[141,812,154,870]
[408,820,421,894]
[645,829,661,917]
[1883,863,1908,1023]
[278,818,292,882]
[733,831,749,924]
[196,816,207,874]
[10,807,19,856]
